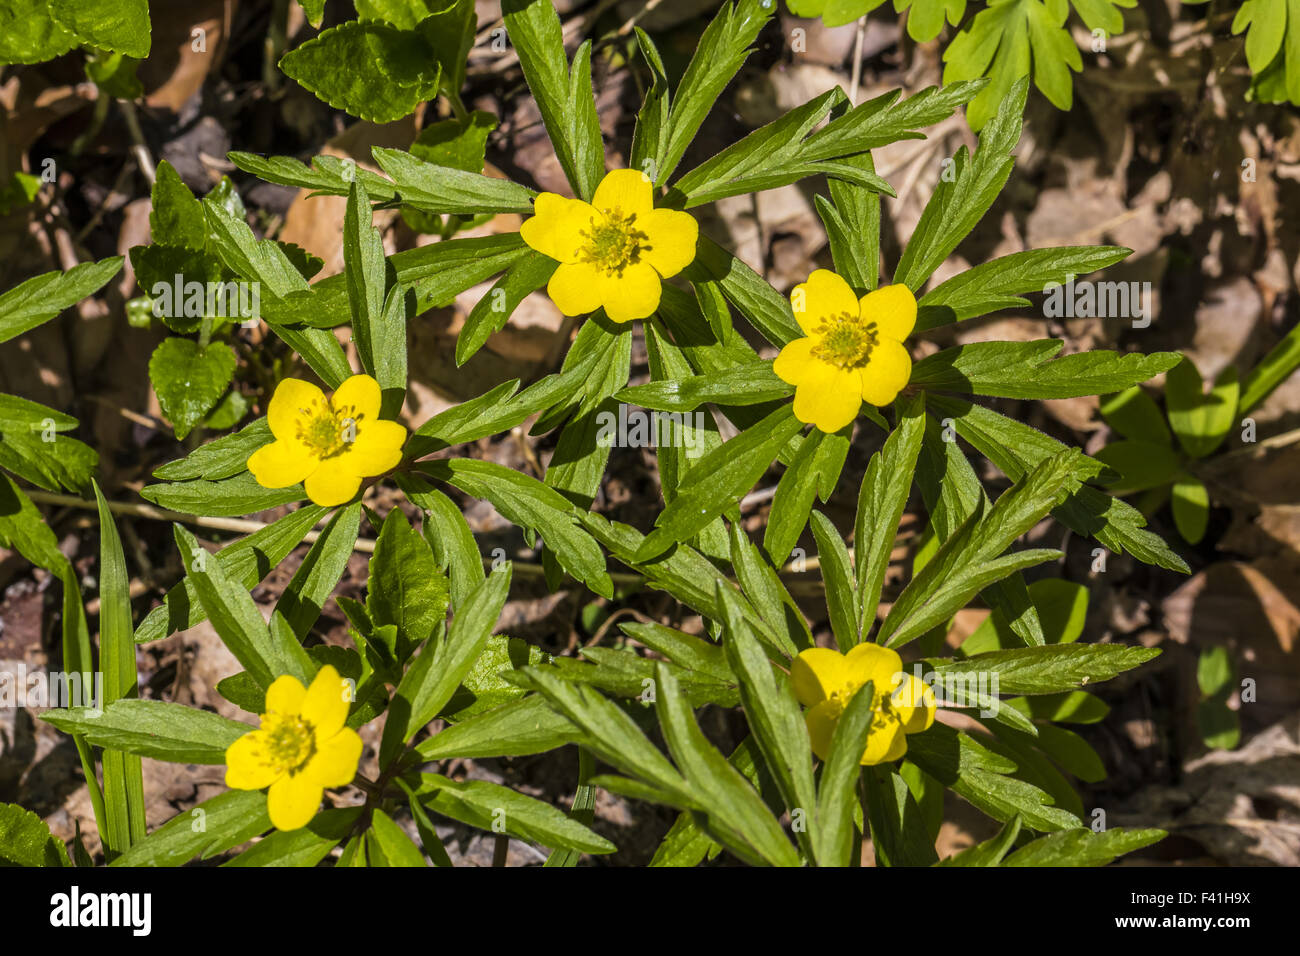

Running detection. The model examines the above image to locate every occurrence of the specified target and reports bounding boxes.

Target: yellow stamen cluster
[294,400,361,458]
[262,712,316,774]
[579,207,650,277]
[810,313,880,370]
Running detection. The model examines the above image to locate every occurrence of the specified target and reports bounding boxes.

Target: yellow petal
[860,338,912,407]
[265,674,307,716]
[773,336,817,386]
[893,673,937,734]
[331,373,382,423]
[342,419,407,476]
[790,647,853,706]
[547,261,604,316]
[859,283,917,341]
[805,698,842,761]
[303,465,363,507]
[300,664,350,737]
[267,378,326,440]
[601,261,661,323]
[519,193,594,263]
[792,364,862,433]
[639,208,698,278]
[792,269,858,336]
[247,439,316,489]
[267,772,323,831]
[224,731,282,790]
[305,727,363,788]
[860,716,906,766]
[843,642,904,694]
[592,168,654,218]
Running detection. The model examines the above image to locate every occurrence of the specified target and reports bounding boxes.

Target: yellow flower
[790,644,936,765]
[247,373,406,507]
[774,270,916,433]
[520,168,698,323]
[225,665,363,831]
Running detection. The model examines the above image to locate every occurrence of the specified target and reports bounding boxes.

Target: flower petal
[247,439,316,489]
[893,673,937,734]
[265,674,307,716]
[792,364,862,433]
[792,269,858,336]
[267,772,324,831]
[305,727,363,788]
[859,283,917,341]
[860,338,912,407]
[520,193,594,263]
[592,168,654,218]
[791,647,853,706]
[773,336,818,386]
[303,465,363,507]
[342,419,407,476]
[861,718,907,765]
[805,699,842,761]
[547,261,604,316]
[639,208,698,278]
[601,261,661,323]
[224,731,282,790]
[300,665,350,737]
[267,378,326,440]
[844,642,904,694]
[331,373,382,423]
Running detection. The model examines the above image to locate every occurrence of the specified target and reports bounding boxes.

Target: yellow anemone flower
[790,643,936,765]
[225,665,363,831]
[519,168,698,323]
[774,270,916,433]
[247,373,406,507]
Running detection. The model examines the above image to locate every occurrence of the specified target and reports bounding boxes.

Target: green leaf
[501,0,604,199]
[814,681,876,867]
[412,110,497,173]
[417,772,615,854]
[635,406,803,561]
[1170,473,1210,544]
[1099,385,1171,445]
[134,506,325,642]
[276,504,361,640]
[111,790,270,867]
[396,475,485,612]
[173,524,315,689]
[896,75,1025,289]
[153,418,272,481]
[441,635,552,721]
[140,471,305,516]
[344,179,403,412]
[148,338,236,439]
[1002,826,1164,866]
[49,0,150,58]
[0,257,123,344]
[0,0,76,64]
[917,246,1131,331]
[936,814,1021,865]
[931,644,1160,694]
[0,803,69,866]
[811,511,860,651]
[912,340,1181,399]
[367,508,450,652]
[801,79,985,163]
[382,564,511,760]
[856,394,925,631]
[42,700,250,764]
[1166,358,1239,459]
[617,361,793,412]
[373,147,537,215]
[368,809,427,866]
[93,483,147,858]
[1197,644,1235,699]
[149,160,207,250]
[863,765,940,866]
[279,20,440,122]
[961,577,1088,655]
[417,693,578,760]
[457,251,556,365]
[1240,317,1300,413]
[224,808,361,866]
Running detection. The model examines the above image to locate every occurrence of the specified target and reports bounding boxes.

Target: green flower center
[295,400,362,458]
[828,683,896,731]
[579,207,650,277]
[810,312,879,370]
[263,712,317,774]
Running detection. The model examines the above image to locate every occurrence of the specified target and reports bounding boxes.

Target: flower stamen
[262,712,317,775]
[578,207,651,277]
[810,313,879,370]
[294,400,363,458]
